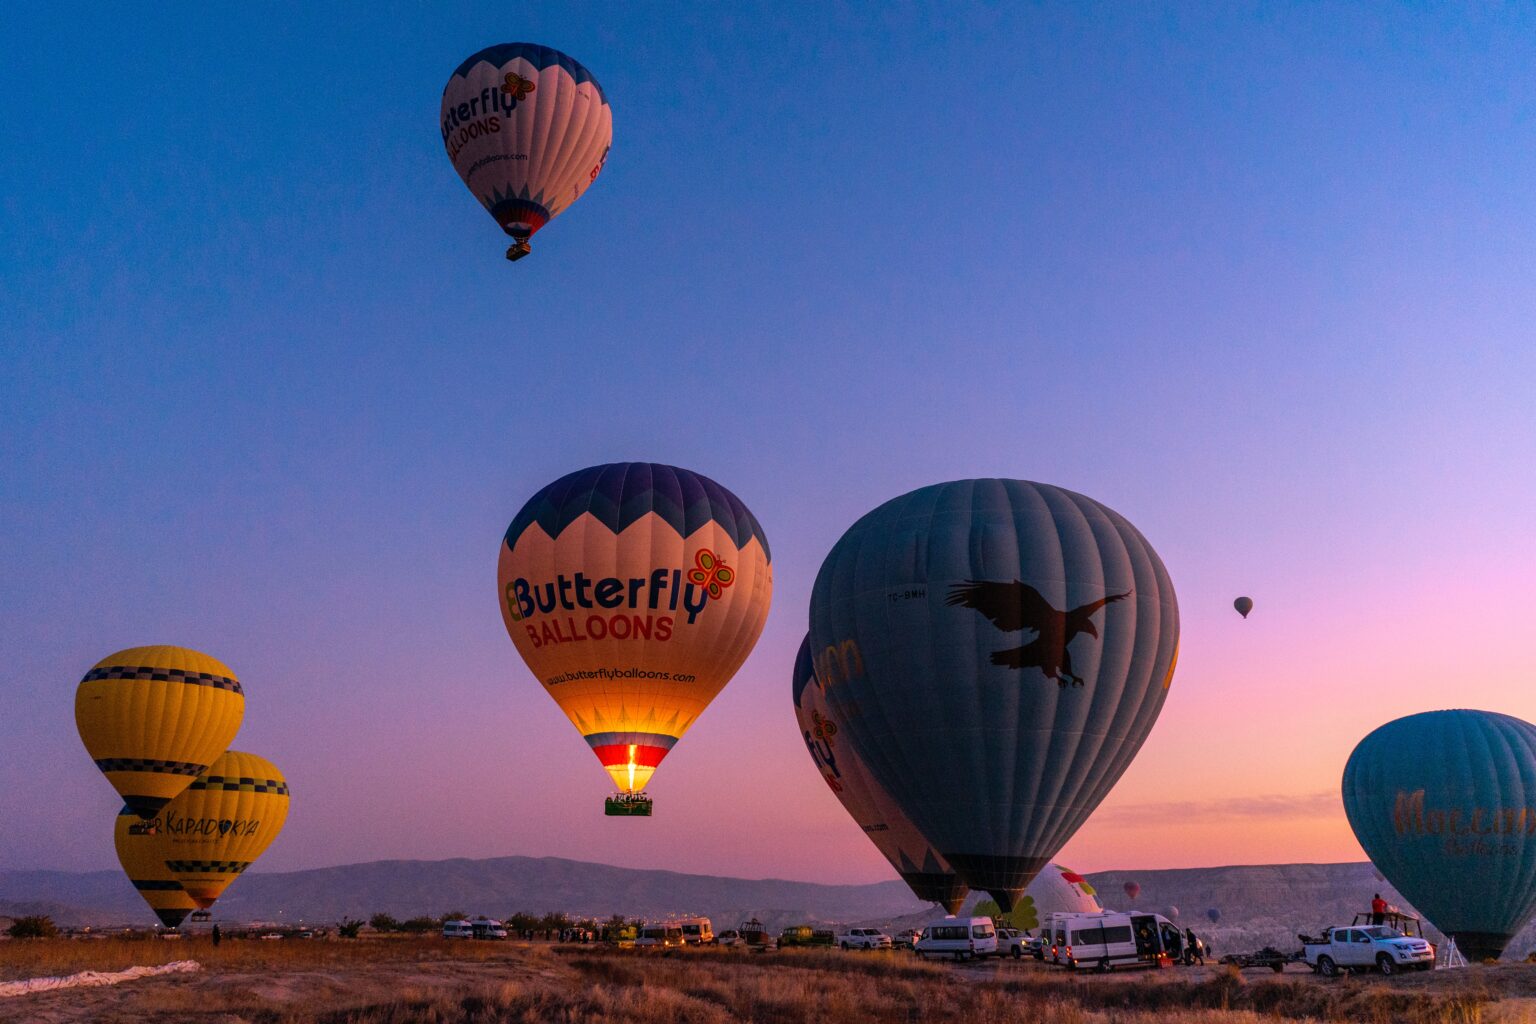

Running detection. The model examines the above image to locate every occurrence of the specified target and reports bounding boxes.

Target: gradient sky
[3,4,1535,884]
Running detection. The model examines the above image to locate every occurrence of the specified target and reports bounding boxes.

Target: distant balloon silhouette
[1207,908,1221,924]
[1124,881,1140,902]
[1233,596,1253,619]
[810,479,1179,911]
[1166,905,1180,920]
[1344,710,1536,961]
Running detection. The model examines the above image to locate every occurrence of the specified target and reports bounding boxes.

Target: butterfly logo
[687,549,735,599]
[502,72,536,101]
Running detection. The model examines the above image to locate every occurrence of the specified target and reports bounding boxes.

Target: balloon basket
[505,240,532,262]
[605,793,653,817]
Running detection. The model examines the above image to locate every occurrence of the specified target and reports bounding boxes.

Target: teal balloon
[809,479,1180,911]
[1343,710,1536,962]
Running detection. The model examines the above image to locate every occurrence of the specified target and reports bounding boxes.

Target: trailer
[1217,947,1299,972]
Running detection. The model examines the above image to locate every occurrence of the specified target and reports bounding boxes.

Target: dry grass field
[1,939,1533,1023]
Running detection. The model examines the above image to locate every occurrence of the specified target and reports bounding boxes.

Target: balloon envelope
[114,805,197,929]
[1233,597,1253,618]
[75,646,244,818]
[810,479,1180,910]
[1124,881,1141,901]
[1343,709,1536,961]
[499,463,772,796]
[974,865,1102,932]
[1207,908,1221,923]
[793,635,967,912]
[1166,905,1180,920]
[442,43,612,255]
[162,751,290,908]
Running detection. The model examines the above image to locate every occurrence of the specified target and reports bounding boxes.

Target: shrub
[7,915,58,939]
[337,919,364,939]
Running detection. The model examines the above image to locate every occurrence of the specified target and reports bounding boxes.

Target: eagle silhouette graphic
[945,581,1129,688]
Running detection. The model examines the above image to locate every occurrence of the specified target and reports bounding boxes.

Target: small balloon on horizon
[1233,596,1253,619]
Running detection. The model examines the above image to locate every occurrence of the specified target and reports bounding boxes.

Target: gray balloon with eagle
[809,479,1180,911]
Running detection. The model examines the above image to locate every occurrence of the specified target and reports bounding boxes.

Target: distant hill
[6,856,1535,957]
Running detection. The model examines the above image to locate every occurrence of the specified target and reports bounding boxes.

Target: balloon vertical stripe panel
[792,636,968,912]
[810,479,1178,909]
[500,463,772,797]
[1343,710,1536,961]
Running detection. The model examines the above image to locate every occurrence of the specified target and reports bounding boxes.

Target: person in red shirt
[1371,894,1388,925]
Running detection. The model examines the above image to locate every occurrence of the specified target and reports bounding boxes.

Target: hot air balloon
[75,646,244,818]
[1343,710,1536,962]
[1166,905,1180,920]
[1124,881,1141,902]
[114,805,197,929]
[973,865,1102,932]
[161,751,290,908]
[499,463,772,815]
[442,43,612,262]
[1206,908,1221,924]
[809,479,1179,910]
[793,635,967,912]
[1233,596,1253,619]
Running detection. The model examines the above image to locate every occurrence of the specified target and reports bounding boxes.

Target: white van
[676,917,714,945]
[442,919,475,939]
[635,923,685,948]
[1047,910,1178,971]
[471,918,508,940]
[914,917,997,961]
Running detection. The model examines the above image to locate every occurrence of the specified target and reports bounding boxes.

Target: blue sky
[3,4,1534,879]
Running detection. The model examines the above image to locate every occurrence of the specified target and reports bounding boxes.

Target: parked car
[837,927,892,950]
[914,917,997,961]
[442,920,475,940]
[996,927,1032,959]
[892,929,921,950]
[1302,925,1434,976]
[635,924,685,948]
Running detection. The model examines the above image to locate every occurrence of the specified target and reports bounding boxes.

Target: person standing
[1371,893,1387,926]
[212,924,222,948]
[1184,928,1204,965]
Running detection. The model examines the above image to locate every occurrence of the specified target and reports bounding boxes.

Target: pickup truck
[837,927,893,950]
[1301,925,1434,976]
[996,927,1032,959]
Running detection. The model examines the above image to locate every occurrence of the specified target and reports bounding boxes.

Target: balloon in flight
[161,750,290,909]
[1343,709,1536,961]
[1233,596,1253,619]
[114,805,197,929]
[793,635,967,912]
[1124,881,1141,902]
[1207,907,1221,924]
[499,463,772,806]
[442,43,612,261]
[973,865,1102,931]
[75,646,244,818]
[1166,905,1180,920]
[809,479,1180,910]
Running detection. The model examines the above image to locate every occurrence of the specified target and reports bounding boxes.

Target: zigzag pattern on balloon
[448,42,608,101]
[505,462,771,558]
